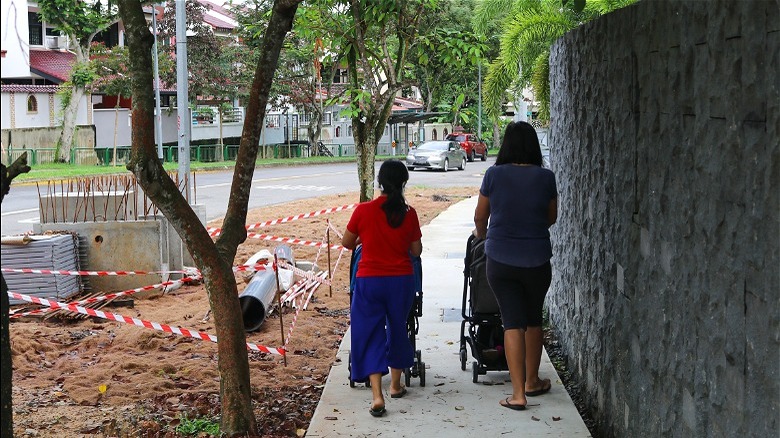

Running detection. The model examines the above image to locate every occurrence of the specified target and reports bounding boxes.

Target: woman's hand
[342,229,359,250]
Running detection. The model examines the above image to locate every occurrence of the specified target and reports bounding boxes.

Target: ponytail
[377,160,409,228]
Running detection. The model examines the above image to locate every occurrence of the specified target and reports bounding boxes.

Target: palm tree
[475,0,635,120]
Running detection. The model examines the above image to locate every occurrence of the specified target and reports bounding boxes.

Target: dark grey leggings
[485,257,552,330]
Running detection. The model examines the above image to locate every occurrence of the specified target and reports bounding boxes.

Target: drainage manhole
[441,308,461,322]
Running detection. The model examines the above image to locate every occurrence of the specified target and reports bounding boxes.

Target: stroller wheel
[472,361,479,384]
[349,379,356,388]
[419,362,426,387]
[404,367,411,387]
[459,347,467,371]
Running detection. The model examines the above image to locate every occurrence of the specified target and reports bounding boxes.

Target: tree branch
[1,153,31,203]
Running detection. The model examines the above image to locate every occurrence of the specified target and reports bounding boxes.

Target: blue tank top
[479,164,557,267]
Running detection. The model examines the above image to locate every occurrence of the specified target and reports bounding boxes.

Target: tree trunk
[1,154,31,438]
[493,121,500,150]
[306,110,322,156]
[353,120,377,202]
[113,93,121,166]
[58,85,85,162]
[217,107,225,161]
[118,0,300,435]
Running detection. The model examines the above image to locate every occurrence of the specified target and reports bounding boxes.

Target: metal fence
[5,146,100,165]
[4,142,403,166]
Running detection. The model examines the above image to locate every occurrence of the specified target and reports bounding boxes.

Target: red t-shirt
[347,195,422,277]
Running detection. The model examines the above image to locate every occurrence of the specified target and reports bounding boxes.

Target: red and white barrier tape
[207,203,356,237]
[327,219,344,240]
[2,263,266,278]
[9,274,202,318]
[244,232,345,251]
[7,291,285,356]
[278,260,331,286]
[1,268,186,276]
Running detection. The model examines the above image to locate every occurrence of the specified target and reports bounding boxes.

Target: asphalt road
[1,158,493,236]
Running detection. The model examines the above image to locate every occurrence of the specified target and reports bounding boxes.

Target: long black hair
[377,160,409,228]
[495,121,543,166]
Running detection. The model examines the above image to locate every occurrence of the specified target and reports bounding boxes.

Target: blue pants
[350,275,415,382]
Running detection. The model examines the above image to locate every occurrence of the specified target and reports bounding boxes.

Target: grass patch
[175,415,220,436]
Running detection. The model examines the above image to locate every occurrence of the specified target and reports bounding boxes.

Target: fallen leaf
[98,384,107,394]
[552,416,561,421]
[531,416,540,421]
[324,416,338,421]
[455,406,465,411]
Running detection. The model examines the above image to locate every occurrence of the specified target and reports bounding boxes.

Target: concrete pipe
[239,269,278,332]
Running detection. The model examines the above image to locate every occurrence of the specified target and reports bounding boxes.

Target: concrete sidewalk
[306,196,591,438]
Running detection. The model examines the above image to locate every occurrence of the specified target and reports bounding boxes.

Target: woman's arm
[473,193,490,239]
[342,229,359,250]
[548,197,558,227]
[410,239,422,257]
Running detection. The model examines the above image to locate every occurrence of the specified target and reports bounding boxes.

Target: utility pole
[478,60,482,139]
[175,0,191,201]
[152,3,163,160]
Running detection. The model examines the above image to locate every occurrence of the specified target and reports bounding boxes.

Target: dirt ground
[8,186,478,438]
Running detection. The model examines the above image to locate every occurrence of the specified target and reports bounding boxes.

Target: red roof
[203,13,234,30]
[1,84,62,94]
[29,49,76,83]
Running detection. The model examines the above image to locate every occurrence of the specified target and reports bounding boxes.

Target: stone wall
[547,1,778,436]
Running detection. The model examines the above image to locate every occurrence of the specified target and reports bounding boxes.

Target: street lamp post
[175,0,190,201]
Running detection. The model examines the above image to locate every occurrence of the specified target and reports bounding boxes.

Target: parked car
[445,132,487,162]
[542,145,551,168]
[405,140,467,172]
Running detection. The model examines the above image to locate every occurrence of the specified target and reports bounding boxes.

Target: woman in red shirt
[342,160,423,418]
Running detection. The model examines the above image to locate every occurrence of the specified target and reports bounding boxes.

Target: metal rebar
[273,254,287,367]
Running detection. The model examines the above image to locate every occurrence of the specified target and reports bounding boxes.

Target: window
[443,128,449,136]
[28,13,43,46]
[266,114,280,128]
[348,125,352,137]
[335,126,341,137]
[432,129,438,140]
[93,23,120,48]
[333,68,348,84]
[27,95,38,113]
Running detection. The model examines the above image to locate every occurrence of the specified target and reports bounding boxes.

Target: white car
[405,140,467,172]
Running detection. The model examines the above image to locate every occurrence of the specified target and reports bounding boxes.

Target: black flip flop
[390,387,407,399]
[369,406,386,417]
[500,397,526,411]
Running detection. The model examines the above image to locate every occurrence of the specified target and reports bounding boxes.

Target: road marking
[18,217,40,224]
[256,185,335,192]
[199,171,352,189]
[1,208,39,217]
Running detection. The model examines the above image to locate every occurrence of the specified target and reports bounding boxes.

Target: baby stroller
[348,245,426,387]
[460,234,508,383]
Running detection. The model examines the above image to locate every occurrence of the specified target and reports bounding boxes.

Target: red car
[445,132,487,162]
